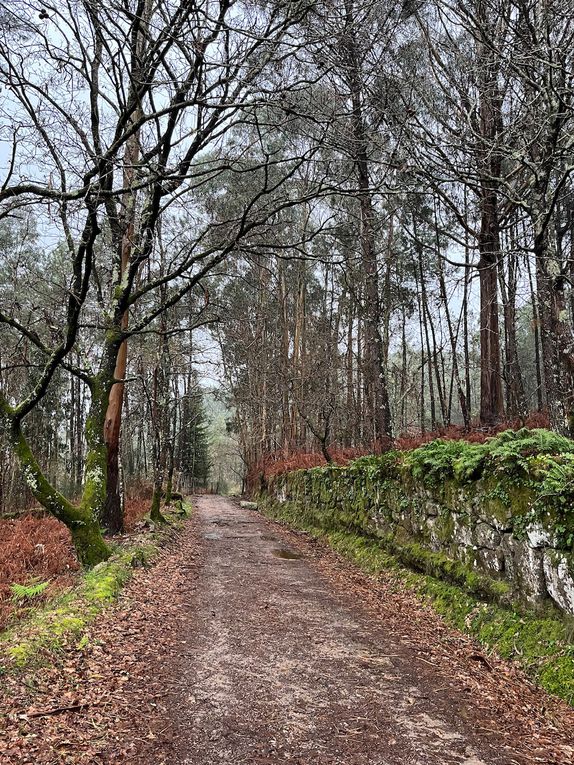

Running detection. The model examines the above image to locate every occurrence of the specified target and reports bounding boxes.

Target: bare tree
[0,0,324,562]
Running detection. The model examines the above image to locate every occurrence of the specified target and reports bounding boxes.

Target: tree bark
[477,190,504,425]
[534,219,574,432]
[498,231,526,418]
[344,0,392,448]
[102,0,152,532]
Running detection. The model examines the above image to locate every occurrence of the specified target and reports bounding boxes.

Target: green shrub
[402,439,469,485]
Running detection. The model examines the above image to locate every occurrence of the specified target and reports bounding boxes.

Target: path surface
[166,496,571,765]
[3,495,574,764]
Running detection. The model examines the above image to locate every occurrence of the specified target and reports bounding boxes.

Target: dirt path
[3,495,574,764]
[166,496,573,765]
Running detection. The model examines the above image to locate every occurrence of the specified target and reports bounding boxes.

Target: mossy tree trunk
[0,200,117,566]
[0,343,122,567]
[164,382,179,505]
[164,469,174,505]
[7,414,111,567]
[150,482,166,524]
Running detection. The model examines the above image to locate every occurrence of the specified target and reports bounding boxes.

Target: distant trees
[325,0,395,445]
[406,0,510,426]
[409,0,574,429]
[0,0,326,562]
[214,0,574,481]
[179,389,210,494]
[2,0,574,533]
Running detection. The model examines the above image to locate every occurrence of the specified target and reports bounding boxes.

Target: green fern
[452,443,489,482]
[350,452,400,479]
[10,579,50,602]
[402,429,574,486]
[403,439,468,485]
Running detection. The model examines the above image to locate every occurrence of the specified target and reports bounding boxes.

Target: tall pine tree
[179,388,210,492]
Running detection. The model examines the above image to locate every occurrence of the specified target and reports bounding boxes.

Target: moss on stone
[433,511,456,545]
[260,496,574,707]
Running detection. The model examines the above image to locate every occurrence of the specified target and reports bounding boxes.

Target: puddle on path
[272,548,303,560]
[260,534,278,542]
[203,532,222,540]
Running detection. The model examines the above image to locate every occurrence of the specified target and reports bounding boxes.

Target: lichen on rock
[263,429,574,616]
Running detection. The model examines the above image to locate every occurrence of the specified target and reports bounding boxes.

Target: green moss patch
[0,503,192,672]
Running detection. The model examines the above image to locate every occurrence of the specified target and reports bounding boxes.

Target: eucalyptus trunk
[344,0,392,447]
[477,194,504,425]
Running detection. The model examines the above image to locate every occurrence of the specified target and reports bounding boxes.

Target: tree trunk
[477,194,504,425]
[436,207,470,430]
[344,1,392,447]
[534,220,574,432]
[102,0,152,531]
[10,420,110,566]
[475,9,505,427]
[498,233,526,418]
[463,206,472,418]
[535,226,566,429]
[1,355,117,566]
[525,247,544,410]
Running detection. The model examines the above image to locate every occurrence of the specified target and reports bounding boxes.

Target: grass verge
[0,502,192,673]
[260,497,574,707]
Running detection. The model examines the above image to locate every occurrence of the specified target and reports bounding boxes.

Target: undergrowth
[0,514,79,631]
[254,414,552,485]
[0,497,173,632]
[0,503,192,672]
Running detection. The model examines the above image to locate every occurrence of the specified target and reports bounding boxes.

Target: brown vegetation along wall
[262,429,574,615]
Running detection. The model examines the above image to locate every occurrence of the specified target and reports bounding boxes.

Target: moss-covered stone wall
[263,429,574,615]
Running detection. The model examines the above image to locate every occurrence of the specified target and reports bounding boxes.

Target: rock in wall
[265,439,574,615]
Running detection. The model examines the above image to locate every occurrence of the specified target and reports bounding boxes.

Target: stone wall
[264,435,574,615]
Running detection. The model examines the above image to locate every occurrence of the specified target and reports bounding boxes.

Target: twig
[27,702,91,718]
[469,652,493,671]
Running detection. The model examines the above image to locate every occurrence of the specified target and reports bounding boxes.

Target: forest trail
[4,496,574,764]
[164,497,571,765]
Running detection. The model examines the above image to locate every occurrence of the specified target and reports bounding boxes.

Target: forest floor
[1,495,574,764]
[0,498,151,630]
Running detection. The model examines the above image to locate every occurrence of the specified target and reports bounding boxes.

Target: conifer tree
[179,389,210,493]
